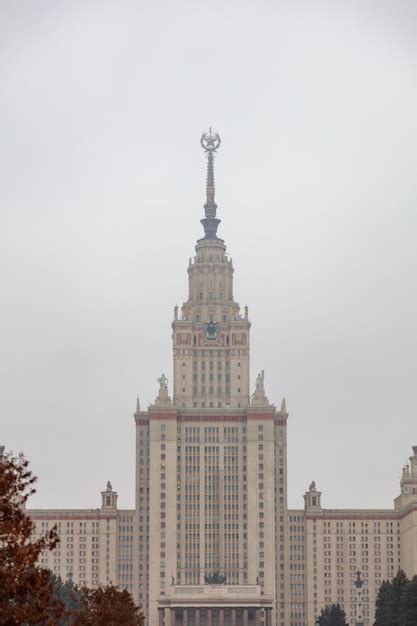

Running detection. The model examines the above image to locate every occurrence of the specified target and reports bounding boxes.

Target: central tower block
[135,131,289,626]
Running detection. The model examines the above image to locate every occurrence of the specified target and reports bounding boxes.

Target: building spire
[200,128,221,239]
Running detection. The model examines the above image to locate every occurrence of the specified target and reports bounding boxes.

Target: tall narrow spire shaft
[205,151,215,215]
[200,128,221,239]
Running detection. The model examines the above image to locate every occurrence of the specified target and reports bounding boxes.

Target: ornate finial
[281,397,287,413]
[309,480,316,491]
[174,305,178,321]
[136,397,140,412]
[200,128,221,154]
[200,128,221,239]
[106,480,112,491]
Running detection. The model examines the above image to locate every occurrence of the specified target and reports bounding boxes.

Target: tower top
[101,481,118,510]
[200,128,222,240]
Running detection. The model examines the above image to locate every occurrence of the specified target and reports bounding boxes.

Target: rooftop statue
[158,373,168,391]
[256,370,265,391]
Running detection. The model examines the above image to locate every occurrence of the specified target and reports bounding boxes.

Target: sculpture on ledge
[204,573,227,585]
[250,370,274,409]
[255,370,265,391]
[158,373,168,391]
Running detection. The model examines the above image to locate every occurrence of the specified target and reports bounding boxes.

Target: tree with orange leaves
[0,449,66,624]
[75,585,144,625]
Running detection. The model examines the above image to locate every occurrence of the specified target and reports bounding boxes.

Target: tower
[395,446,417,579]
[101,481,118,510]
[135,131,289,626]
[395,446,417,510]
[304,481,322,511]
[172,129,250,411]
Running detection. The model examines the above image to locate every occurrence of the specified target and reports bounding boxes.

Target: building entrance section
[159,607,273,626]
[158,585,273,626]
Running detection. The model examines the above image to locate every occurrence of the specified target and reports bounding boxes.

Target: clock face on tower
[205,321,218,339]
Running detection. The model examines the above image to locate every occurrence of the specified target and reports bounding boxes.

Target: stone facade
[287,447,417,626]
[25,133,417,626]
[28,482,135,594]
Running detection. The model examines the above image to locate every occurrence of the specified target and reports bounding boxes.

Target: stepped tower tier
[172,129,250,410]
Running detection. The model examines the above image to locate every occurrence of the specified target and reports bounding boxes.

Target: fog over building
[28,133,417,626]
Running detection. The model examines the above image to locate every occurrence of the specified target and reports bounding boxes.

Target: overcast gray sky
[1,0,416,511]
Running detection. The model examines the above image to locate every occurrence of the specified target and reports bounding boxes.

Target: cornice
[135,408,288,424]
[27,509,119,520]
[302,504,417,521]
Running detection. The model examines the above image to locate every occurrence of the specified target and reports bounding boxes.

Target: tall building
[25,131,417,626]
[134,129,288,626]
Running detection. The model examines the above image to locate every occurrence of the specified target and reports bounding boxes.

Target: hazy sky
[1,1,416,511]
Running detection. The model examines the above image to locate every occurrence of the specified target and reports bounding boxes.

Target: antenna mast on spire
[200,128,221,239]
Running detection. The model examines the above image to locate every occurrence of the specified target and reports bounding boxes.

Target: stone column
[265,608,272,626]
[159,608,164,626]
[195,609,201,626]
[231,608,236,626]
[183,608,188,626]
[207,608,213,626]
[165,607,173,626]
[254,609,260,626]
[219,608,225,626]
[243,608,248,626]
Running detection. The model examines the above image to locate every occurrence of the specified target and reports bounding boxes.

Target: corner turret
[304,480,322,511]
[394,446,417,510]
[101,481,118,510]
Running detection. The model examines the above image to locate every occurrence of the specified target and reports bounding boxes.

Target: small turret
[304,480,322,511]
[101,481,118,510]
[394,446,417,510]
[410,446,417,476]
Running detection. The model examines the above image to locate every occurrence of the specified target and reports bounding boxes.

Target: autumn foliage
[0,451,144,625]
[75,585,144,625]
[0,451,64,624]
